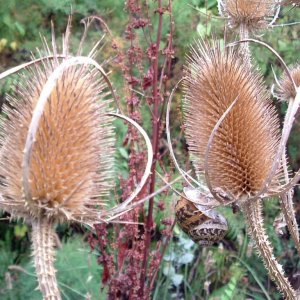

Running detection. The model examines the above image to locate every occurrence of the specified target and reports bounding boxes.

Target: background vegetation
[0,0,300,299]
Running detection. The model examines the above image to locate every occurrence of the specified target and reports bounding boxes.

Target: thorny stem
[239,24,251,66]
[280,153,300,256]
[241,199,296,300]
[31,218,61,300]
[140,0,164,296]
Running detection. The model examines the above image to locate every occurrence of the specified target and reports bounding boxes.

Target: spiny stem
[280,193,300,256]
[31,218,61,300]
[242,199,296,300]
[239,24,251,66]
[280,153,300,256]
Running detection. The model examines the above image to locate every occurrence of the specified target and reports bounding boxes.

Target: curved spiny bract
[277,64,300,101]
[183,40,283,201]
[0,59,115,224]
[242,199,296,299]
[218,0,278,31]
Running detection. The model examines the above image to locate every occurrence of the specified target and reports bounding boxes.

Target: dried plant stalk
[183,39,298,298]
[32,218,60,300]
[0,26,116,299]
[242,199,296,299]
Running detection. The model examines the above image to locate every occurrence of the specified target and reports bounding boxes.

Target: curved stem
[241,199,296,300]
[31,218,61,300]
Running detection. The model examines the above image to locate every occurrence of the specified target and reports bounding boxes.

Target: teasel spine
[31,218,60,300]
[241,199,296,299]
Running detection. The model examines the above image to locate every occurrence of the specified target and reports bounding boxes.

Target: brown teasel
[218,0,279,30]
[0,23,116,300]
[277,63,300,101]
[175,187,228,245]
[183,40,284,202]
[182,39,297,299]
[0,53,115,224]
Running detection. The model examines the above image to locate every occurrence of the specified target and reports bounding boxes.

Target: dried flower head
[218,0,278,30]
[0,35,115,224]
[276,64,300,101]
[183,40,282,201]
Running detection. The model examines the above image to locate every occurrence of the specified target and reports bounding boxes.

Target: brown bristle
[0,58,115,222]
[277,64,300,101]
[183,40,282,200]
[219,0,278,30]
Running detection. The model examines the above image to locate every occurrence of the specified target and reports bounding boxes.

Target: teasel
[277,63,300,101]
[182,39,297,299]
[218,0,279,62]
[0,21,152,300]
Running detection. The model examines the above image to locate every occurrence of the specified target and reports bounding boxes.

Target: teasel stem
[31,218,61,300]
[239,24,251,66]
[242,199,296,300]
[280,153,300,256]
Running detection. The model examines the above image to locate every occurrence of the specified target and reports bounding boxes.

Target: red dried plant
[89,0,175,299]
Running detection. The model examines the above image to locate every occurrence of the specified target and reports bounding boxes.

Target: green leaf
[15,22,25,36]
[14,224,28,238]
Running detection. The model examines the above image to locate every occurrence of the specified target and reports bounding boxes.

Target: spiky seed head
[183,40,283,201]
[0,44,115,223]
[276,64,300,101]
[219,0,278,31]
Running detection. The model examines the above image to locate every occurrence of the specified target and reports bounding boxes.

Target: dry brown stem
[242,199,296,299]
[31,218,61,300]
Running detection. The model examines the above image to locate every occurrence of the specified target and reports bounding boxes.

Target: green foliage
[1,237,104,300]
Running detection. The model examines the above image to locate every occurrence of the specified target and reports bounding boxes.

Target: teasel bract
[182,39,297,299]
[0,21,142,299]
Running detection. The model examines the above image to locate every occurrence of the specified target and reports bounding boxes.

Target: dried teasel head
[276,63,300,101]
[0,33,115,224]
[183,40,283,202]
[218,0,279,31]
